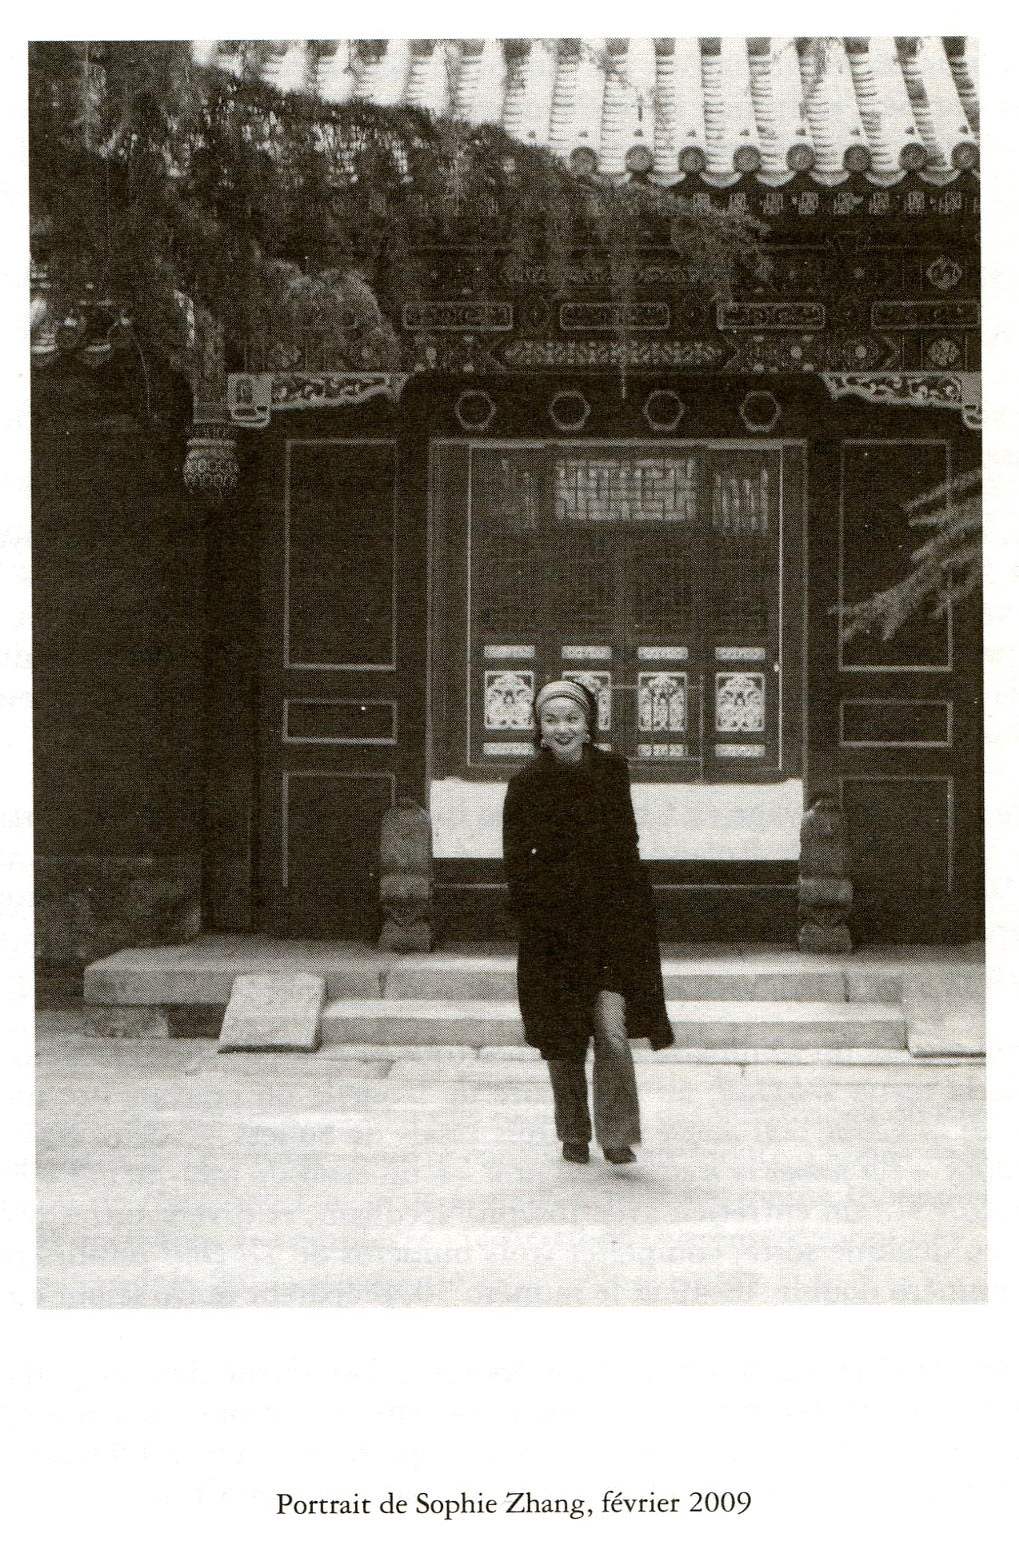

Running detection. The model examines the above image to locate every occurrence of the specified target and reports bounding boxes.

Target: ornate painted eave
[220,369,982,434]
[193,36,980,187]
[823,369,981,429]
[226,371,410,427]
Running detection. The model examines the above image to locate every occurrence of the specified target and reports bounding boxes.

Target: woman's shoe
[604,1146,636,1164]
[562,1142,589,1164]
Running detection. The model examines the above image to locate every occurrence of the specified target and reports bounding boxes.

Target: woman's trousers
[546,990,641,1149]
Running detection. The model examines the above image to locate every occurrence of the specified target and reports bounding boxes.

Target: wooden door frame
[427,435,807,788]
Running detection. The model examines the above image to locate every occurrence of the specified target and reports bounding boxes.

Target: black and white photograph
[11,9,1019,1539]
[27,29,988,1313]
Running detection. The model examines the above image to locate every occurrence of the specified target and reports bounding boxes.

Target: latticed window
[558,528,616,631]
[710,455,771,635]
[472,452,542,631]
[466,442,786,778]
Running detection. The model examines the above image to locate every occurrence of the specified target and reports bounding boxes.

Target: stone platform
[78,936,985,1058]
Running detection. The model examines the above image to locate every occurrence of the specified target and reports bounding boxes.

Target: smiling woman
[534,678,590,764]
[502,679,673,1166]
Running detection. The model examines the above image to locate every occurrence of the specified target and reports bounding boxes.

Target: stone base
[80,1003,227,1037]
[798,921,853,954]
[83,1005,171,1038]
[378,919,433,954]
[799,875,853,909]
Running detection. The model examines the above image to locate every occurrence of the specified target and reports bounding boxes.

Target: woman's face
[539,698,589,764]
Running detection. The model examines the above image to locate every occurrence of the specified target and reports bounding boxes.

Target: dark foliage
[29,41,766,391]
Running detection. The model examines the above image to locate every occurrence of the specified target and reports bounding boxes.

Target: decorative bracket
[821,371,981,431]
[225,372,411,429]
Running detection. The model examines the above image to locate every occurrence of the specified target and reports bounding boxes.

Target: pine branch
[839,472,981,642]
[904,466,981,513]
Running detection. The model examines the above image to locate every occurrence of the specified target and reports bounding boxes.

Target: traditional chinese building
[32,37,982,983]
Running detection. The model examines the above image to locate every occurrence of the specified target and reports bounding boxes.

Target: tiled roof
[192,37,979,187]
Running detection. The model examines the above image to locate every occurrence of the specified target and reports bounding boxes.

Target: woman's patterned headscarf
[535,679,594,726]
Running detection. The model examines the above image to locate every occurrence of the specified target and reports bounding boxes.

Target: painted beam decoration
[403,302,513,332]
[717,302,826,330]
[560,303,671,332]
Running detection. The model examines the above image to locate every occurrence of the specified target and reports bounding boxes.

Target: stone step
[84,947,383,1006]
[84,947,903,1007]
[319,998,907,1051]
[217,973,324,1053]
[382,960,887,1003]
[317,1043,919,1066]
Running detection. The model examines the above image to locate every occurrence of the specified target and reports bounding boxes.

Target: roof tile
[197,36,979,186]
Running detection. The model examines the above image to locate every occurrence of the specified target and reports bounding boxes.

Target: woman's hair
[531,678,599,750]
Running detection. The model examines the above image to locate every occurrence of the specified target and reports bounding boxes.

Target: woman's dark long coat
[502,746,674,1062]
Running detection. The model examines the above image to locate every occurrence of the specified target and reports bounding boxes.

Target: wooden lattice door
[463,441,791,781]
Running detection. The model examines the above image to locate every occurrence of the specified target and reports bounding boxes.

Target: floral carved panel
[715,672,765,733]
[484,671,534,731]
[639,672,688,734]
[562,671,612,730]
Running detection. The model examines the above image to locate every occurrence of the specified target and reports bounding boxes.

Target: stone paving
[36,1025,985,1309]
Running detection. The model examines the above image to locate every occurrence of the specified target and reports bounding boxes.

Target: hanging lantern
[55,314,86,351]
[30,291,58,363]
[107,315,134,352]
[183,430,239,498]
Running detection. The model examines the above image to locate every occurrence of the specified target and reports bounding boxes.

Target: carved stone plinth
[798,797,853,953]
[378,917,433,954]
[378,799,434,953]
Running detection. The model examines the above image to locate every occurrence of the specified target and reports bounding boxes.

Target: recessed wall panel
[283,772,394,938]
[839,440,951,671]
[841,776,953,940]
[286,441,395,668]
[841,699,952,748]
[284,699,396,744]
